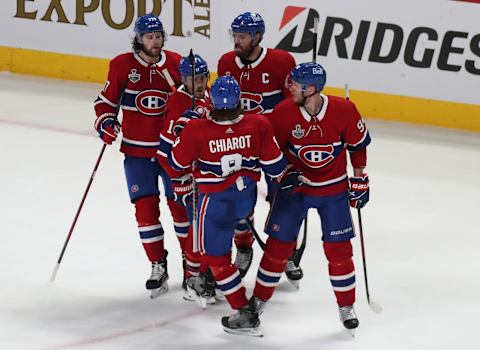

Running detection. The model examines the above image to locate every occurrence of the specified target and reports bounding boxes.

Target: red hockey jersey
[94,50,181,158]
[169,114,287,193]
[269,94,371,196]
[217,48,296,114]
[157,85,212,178]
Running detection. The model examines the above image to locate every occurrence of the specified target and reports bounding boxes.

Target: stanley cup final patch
[128,69,141,83]
[292,124,305,139]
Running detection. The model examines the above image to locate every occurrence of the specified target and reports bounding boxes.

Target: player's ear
[253,32,261,45]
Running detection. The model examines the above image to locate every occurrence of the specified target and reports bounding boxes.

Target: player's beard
[141,44,162,59]
[234,43,255,60]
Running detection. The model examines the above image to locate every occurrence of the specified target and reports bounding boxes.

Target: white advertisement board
[2,0,480,105]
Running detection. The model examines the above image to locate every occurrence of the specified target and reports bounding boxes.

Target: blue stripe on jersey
[261,155,288,178]
[121,140,157,149]
[198,158,259,177]
[330,276,356,288]
[242,91,284,114]
[158,134,173,158]
[347,131,371,152]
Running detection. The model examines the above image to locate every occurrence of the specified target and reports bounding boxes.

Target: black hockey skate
[222,299,262,337]
[284,258,303,289]
[339,305,359,336]
[146,251,169,299]
[185,270,216,308]
[234,247,253,278]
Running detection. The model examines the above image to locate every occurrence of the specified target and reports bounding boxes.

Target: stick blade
[369,299,383,314]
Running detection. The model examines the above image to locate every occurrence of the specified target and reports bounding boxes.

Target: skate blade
[223,326,263,337]
[183,290,216,304]
[186,285,208,309]
[286,278,300,289]
[149,284,168,299]
[369,300,383,314]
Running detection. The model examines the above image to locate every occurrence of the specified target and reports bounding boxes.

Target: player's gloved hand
[171,174,194,206]
[349,174,369,208]
[95,114,120,145]
[173,110,200,136]
[277,166,303,192]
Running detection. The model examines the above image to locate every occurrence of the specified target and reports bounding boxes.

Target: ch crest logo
[128,69,141,83]
[292,124,305,139]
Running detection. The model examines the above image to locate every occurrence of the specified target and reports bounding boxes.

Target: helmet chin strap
[299,87,318,106]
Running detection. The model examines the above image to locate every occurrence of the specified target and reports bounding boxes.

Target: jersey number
[220,153,242,176]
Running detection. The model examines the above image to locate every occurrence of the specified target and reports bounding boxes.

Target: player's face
[232,32,255,59]
[183,74,209,99]
[140,32,164,58]
[288,80,306,104]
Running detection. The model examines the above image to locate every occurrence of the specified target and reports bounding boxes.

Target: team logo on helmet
[135,90,169,115]
[239,92,264,113]
[298,144,335,168]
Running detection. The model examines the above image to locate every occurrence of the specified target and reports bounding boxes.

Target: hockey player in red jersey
[217,11,298,280]
[156,53,216,301]
[93,14,183,298]
[251,63,371,334]
[169,76,288,336]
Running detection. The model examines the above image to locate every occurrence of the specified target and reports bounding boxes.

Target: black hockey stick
[357,207,382,313]
[50,89,125,282]
[246,218,265,250]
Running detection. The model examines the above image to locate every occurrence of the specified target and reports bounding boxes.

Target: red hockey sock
[324,241,356,306]
[234,213,254,249]
[166,198,190,252]
[134,195,165,262]
[253,237,296,301]
[203,255,248,309]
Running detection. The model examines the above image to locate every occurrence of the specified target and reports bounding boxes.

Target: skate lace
[150,262,166,279]
[234,249,253,270]
[339,306,357,322]
[285,260,301,272]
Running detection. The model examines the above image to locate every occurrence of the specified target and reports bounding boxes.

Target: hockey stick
[188,49,200,253]
[246,217,265,250]
[287,17,320,267]
[357,207,382,313]
[50,87,126,282]
[160,68,177,93]
[345,83,382,313]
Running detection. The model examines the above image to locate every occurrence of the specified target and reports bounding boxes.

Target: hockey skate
[234,247,253,278]
[184,272,216,309]
[339,305,359,337]
[222,299,262,337]
[250,296,267,316]
[146,252,169,299]
[284,259,303,289]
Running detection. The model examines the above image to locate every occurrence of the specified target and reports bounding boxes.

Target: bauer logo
[135,90,169,116]
[298,144,335,169]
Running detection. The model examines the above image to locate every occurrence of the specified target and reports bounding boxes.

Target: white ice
[1,72,479,350]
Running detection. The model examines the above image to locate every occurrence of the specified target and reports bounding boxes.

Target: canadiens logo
[292,124,305,139]
[131,184,139,193]
[135,90,169,115]
[128,69,141,83]
[298,144,335,168]
[240,92,264,113]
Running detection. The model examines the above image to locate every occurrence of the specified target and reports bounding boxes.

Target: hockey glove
[349,175,369,208]
[173,110,200,136]
[95,114,120,145]
[171,174,194,207]
[277,166,303,192]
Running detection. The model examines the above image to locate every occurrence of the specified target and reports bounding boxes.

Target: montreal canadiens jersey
[157,85,212,178]
[269,94,371,196]
[217,48,296,114]
[169,114,287,193]
[94,50,181,158]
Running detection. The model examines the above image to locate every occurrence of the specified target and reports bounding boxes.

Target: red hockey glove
[95,114,120,145]
[171,174,194,207]
[173,110,200,136]
[349,175,369,208]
